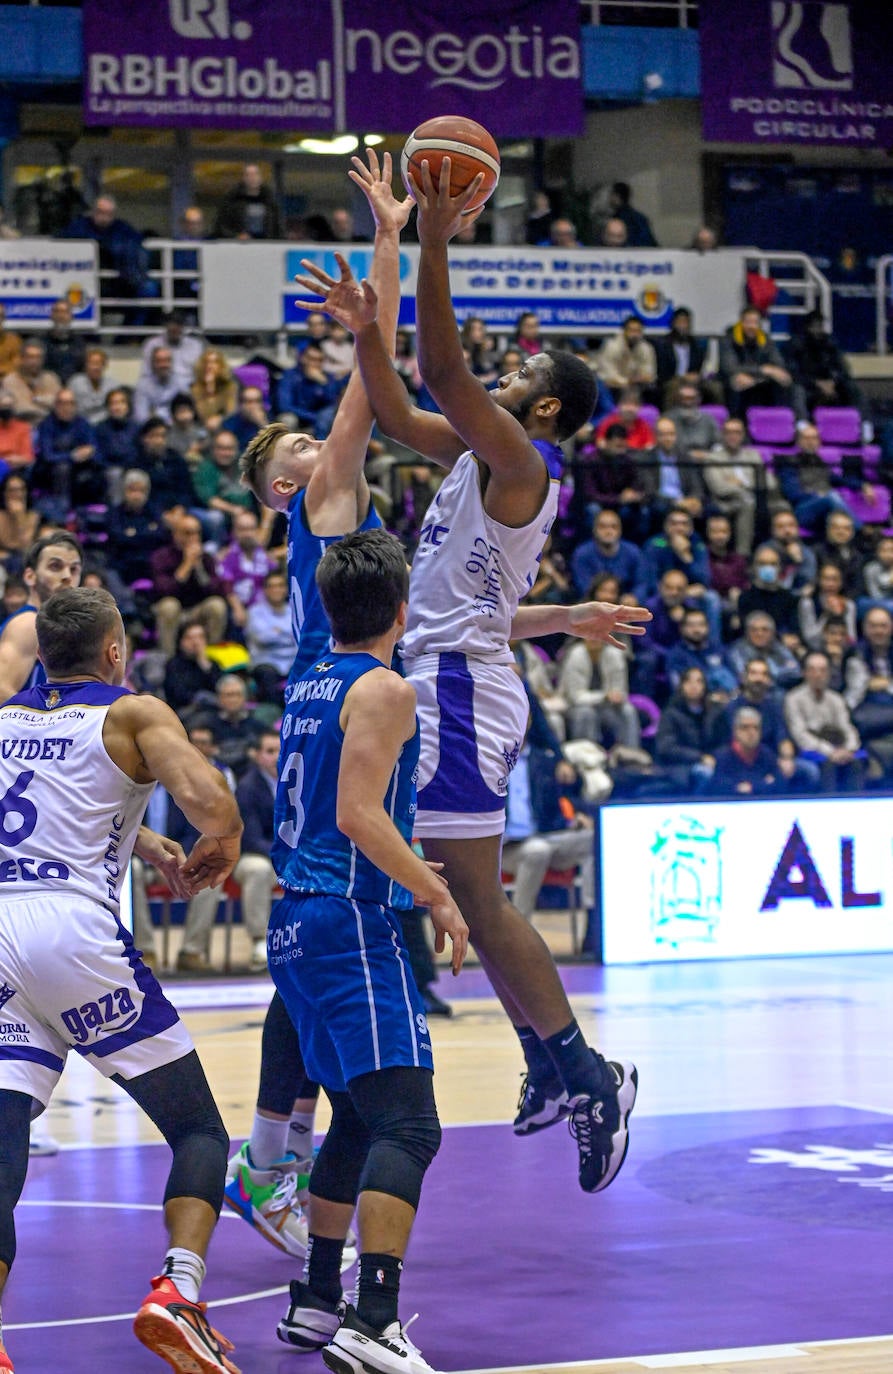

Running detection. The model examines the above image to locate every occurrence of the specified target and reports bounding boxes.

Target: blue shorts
[268,892,433,1093]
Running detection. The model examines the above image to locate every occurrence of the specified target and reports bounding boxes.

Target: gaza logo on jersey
[61,986,138,1044]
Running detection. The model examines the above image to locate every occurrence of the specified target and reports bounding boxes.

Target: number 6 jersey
[0,681,154,918]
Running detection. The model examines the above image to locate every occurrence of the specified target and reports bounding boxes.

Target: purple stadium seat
[818,445,842,472]
[638,404,660,428]
[744,406,797,446]
[630,694,661,740]
[813,407,861,446]
[701,404,729,427]
[846,486,891,526]
[233,363,271,403]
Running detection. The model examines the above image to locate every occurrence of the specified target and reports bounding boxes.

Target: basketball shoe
[323,1307,439,1374]
[568,1059,638,1193]
[224,1143,358,1270]
[134,1276,240,1373]
[512,1072,570,1135]
[277,1279,345,1351]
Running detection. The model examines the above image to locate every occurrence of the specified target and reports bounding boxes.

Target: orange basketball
[401,116,500,213]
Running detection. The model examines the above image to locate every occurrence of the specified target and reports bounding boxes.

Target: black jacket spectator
[106,496,169,587]
[235,764,275,858]
[655,695,723,768]
[737,584,801,640]
[710,741,781,795]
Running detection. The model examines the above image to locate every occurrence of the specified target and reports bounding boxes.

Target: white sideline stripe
[4,1285,289,1331]
[451,1335,893,1373]
[834,1100,893,1116]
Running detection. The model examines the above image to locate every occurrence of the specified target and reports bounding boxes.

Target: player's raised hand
[349,148,413,235]
[293,252,379,334]
[410,156,485,245]
[567,600,653,651]
[180,833,241,891]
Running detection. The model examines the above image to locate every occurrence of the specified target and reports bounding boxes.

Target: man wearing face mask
[0,389,33,473]
[737,544,804,655]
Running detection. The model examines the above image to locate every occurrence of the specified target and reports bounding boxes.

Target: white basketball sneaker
[323,1307,440,1374]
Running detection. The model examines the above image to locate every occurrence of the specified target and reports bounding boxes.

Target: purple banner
[82,0,582,136]
[701,1,893,149]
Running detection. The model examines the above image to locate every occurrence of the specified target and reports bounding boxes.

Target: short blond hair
[240,421,290,500]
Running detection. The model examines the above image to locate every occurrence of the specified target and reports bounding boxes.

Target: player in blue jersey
[268,528,466,1374]
[0,532,83,704]
[0,586,244,1374]
[224,151,412,1260]
[293,163,651,1196]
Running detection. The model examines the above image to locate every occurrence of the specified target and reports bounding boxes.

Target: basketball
[401,116,500,213]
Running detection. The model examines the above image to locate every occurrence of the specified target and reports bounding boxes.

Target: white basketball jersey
[0,680,154,919]
[401,444,562,664]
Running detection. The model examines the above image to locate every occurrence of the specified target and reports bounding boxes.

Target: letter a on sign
[760,821,832,910]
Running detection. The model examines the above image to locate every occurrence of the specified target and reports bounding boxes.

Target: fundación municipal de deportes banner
[81,0,584,137]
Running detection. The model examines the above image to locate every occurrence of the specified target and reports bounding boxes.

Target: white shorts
[405,652,528,839]
[0,893,194,1112]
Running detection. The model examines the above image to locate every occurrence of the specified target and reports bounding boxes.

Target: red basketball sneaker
[134,1276,241,1374]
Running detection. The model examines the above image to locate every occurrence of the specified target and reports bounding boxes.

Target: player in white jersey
[296,162,650,1194]
[0,586,244,1374]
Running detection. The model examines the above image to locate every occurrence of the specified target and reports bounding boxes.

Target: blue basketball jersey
[273,652,419,910]
[286,489,381,683]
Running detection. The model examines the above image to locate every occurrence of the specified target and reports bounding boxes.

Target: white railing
[742,250,832,339]
[875,254,893,355]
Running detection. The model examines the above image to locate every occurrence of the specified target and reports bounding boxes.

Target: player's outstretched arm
[336,670,468,974]
[511,599,653,651]
[105,694,243,886]
[0,613,39,704]
[410,159,544,491]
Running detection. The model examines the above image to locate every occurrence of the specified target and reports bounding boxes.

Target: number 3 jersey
[0,680,154,918]
[273,652,419,911]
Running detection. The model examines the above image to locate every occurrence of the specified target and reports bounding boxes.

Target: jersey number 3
[277,751,305,850]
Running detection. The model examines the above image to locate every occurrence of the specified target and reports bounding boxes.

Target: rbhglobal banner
[82,0,583,136]
[600,796,893,964]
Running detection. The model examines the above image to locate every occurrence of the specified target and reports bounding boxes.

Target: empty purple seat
[638,404,660,429]
[813,406,861,446]
[846,486,891,525]
[701,403,729,427]
[233,363,271,403]
[745,406,797,446]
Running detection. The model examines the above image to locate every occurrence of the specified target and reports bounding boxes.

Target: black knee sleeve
[351,1068,441,1211]
[0,1091,32,1271]
[257,991,319,1114]
[116,1051,229,1214]
[309,1089,371,1206]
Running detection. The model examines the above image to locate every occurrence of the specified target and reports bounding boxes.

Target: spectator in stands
[199,673,264,779]
[600,218,629,248]
[245,567,292,703]
[327,206,366,243]
[163,619,221,716]
[133,344,181,426]
[0,388,34,473]
[666,605,737,696]
[786,309,862,416]
[133,417,195,520]
[60,194,158,323]
[559,636,640,748]
[799,563,857,649]
[570,423,647,538]
[141,309,205,391]
[640,506,712,600]
[233,730,282,972]
[526,190,552,246]
[106,468,169,588]
[637,567,711,701]
[850,607,893,761]
[167,392,208,470]
[813,508,865,598]
[150,511,228,657]
[784,649,865,791]
[32,388,102,523]
[512,311,544,360]
[460,316,498,385]
[703,416,764,555]
[690,226,719,253]
[820,614,864,704]
[654,666,723,793]
[7,338,60,422]
[705,512,749,611]
[172,208,206,316]
[595,385,655,450]
[220,385,268,450]
[718,306,796,419]
[667,379,721,462]
[738,543,803,651]
[0,303,22,379]
[608,181,657,247]
[193,428,255,540]
[709,706,799,796]
[94,387,140,478]
[43,298,89,382]
[216,507,276,631]
[69,346,117,424]
[728,609,802,690]
[276,343,345,438]
[653,306,714,407]
[596,315,657,398]
[861,534,893,615]
[570,507,643,599]
[214,162,281,240]
[190,347,238,433]
[0,474,39,574]
[769,505,817,593]
[167,722,236,973]
[292,311,330,357]
[717,656,789,751]
[640,417,705,526]
[1,575,28,618]
[775,422,861,534]
[542,217,583,248]
[321,320,355,381]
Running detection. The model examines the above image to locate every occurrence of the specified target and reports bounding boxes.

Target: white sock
[162,1248,206,1304]
[248,1112,289,1169]
[287,1110,316,1162]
